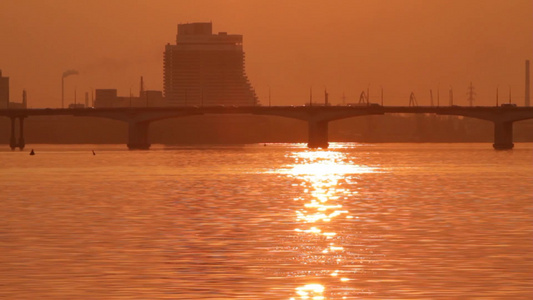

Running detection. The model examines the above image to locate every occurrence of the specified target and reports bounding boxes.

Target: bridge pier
[493,121,514,150]
[9,117,17,150]
[308,120,329,149]
[127,121,151,150]
[18,117,25,150]
[9,117,25,150]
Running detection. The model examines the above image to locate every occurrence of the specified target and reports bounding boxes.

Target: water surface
[1,143,532,299]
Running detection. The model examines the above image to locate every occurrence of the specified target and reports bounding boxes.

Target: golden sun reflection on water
[290,283,326,300]
[274,150,375,299]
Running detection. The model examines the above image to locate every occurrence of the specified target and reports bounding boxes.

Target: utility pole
[496,87,499,106]
[61,77,64,108]
[526,60,530,107]
[467,82,475,106]
[22,90,27,108]
[268,87,271,107]
[309,87,313,106]
[449,87,453,106]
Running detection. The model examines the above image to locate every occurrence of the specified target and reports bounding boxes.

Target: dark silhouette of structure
[0,70,8,109]
[62,70,78,109]
[163,22,258,106]
[1,70,27,150]
[94,84,165,108]
[2,105,533,150]
[526,60,530,107]
[0,70,27,110]
[467,82,475,106]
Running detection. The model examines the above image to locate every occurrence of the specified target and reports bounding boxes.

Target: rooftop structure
[163,22,258,106]
[94,85,165,108]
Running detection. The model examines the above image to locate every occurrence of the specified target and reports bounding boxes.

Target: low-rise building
[0,70,27,109]
[94,88,165,108]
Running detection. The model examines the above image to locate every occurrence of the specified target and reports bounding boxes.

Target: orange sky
[0,0,531,107]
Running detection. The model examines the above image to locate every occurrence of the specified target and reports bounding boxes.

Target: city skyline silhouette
[0,0,531,108]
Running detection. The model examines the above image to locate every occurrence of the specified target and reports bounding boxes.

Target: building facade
[0,70,27,109]
[163,23,258,106]
[94,89,165,108]
[0,70,9,109]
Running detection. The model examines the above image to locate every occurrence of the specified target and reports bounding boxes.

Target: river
[1,143,532,299]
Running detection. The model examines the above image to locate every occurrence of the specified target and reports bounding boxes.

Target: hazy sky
[0,0,531,107]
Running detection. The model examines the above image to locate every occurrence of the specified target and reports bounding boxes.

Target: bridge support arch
[308,120,329,149]
[127,121,151,150]
[493,121,514,150]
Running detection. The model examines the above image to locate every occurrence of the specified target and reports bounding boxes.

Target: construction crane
[409,92,418,106]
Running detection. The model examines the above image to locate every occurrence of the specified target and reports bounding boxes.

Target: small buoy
[92,150,96,155]
[264,143,267,147]
[29,149,35,155]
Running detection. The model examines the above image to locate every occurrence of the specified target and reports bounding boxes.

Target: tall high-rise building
[163,23,258,106]
[0,70,9,109]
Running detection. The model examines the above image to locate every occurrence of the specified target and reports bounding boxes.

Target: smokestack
[61,69,78,108]
[526,60,530,107]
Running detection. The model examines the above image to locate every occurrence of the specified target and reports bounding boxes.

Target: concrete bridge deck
[2,105,533,150]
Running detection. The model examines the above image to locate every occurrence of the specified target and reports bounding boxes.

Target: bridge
[2,105,533,150]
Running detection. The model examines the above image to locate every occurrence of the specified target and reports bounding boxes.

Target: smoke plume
[62,69,79,78]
